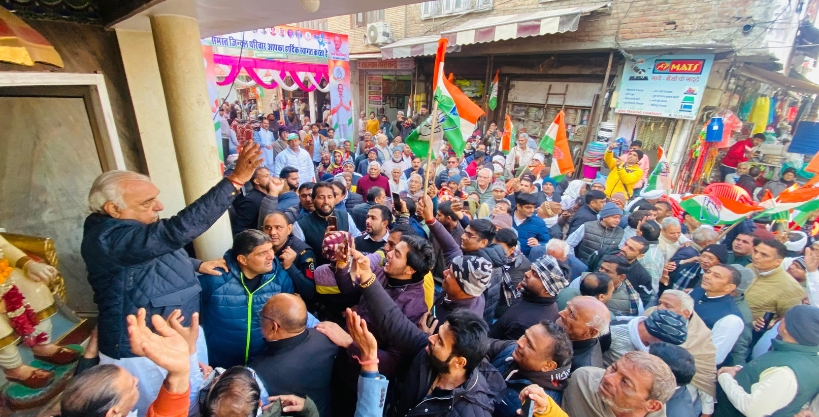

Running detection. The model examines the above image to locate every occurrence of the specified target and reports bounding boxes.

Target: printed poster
[615,54,714,120]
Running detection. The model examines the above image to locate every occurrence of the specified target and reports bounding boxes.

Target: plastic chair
[703,183,754,205]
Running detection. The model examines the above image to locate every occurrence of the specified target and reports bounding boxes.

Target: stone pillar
[150,14,231,260]
[309,89,317,125]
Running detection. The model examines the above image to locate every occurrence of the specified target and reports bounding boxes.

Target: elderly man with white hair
[356,161,391,199]
[556,296,611,371]
[658,217,684,261]
[81,144,264,415]
[465,168,494,204]
[504,132,535,176]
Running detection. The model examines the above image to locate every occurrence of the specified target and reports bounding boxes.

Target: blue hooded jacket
[199,249,294,368]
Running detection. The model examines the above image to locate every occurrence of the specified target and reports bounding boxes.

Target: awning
[381,35,462,59]
[741,65,819,95]
[440,2,609,46]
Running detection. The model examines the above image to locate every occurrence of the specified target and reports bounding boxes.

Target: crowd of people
[53,111,819,417]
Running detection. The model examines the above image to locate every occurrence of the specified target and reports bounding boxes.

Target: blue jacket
[81,179,240,359]
[355,374,389,417]
[199,249,294,368]
[512,215,550,257]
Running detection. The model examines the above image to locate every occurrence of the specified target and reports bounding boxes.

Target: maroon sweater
[356,174,391,199]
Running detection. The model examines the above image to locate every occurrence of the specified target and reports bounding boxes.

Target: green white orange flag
[538,110,574,181]
[404,114,441,159]
[641,147,672,194]
[488,70,499,110]
[679,194,763,226]
[758,185,819,216]
[500,115,515,154]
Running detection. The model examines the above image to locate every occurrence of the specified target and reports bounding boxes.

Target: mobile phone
[426,309,437,328]
[393,193,402,212]
[327,215,338,232]
[520,397,535,417]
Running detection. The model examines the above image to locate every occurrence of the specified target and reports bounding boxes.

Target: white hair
[392,165,402,173]
[478,168,493,177]
[661,289,694,314]
[661,217,681,229]
[620,351,677,403]
[545,239,570,259]
[691,226,718,245]
[88,170,151,213]
[368,161,381,169]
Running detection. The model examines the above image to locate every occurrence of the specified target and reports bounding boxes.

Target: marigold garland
[0,279,47,347]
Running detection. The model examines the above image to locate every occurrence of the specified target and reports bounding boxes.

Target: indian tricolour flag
[488,70,499,110]
[405,38,484,158]
[641,147,672,194]
[758,185,819,218]
[679,194,763,226]
[538,110,574,181]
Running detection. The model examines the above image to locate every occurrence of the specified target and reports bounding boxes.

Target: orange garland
[0,259,12,285]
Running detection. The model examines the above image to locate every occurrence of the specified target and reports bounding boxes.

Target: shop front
[356,58,414,121]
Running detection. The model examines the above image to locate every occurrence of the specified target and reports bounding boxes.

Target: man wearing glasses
[434,155,468,189]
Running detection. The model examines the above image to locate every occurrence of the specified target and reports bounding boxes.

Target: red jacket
[721,138,754,168]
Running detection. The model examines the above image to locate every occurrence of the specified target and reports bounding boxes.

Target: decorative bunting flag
[488,70,499,111]
[538,110,574,181]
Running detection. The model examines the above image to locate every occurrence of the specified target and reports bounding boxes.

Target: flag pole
[716,219,744,241]
[423,101,440,196]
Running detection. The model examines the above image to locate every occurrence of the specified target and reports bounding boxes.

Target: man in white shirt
[272,132,315,185]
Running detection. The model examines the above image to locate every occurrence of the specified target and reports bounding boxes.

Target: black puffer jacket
[359,274,505,417]
[467,244,506,323]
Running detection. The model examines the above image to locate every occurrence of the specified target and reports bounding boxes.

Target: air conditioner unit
[365,22,394,46]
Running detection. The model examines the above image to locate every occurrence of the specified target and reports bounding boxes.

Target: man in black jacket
[250,294,339,417]
[349,252,505,417]
[292,182,361,266]
[567,190,607,236]
[489,255,567,340]
[231,166,272,235]
[556,296,610,371]
[262,211,316,301]
[81,143,263,412]
[460,219,506,323]
[330,180,363,213]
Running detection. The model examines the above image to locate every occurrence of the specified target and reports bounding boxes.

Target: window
[295,19,328,31]
[351,9,385,28]
[421,0,492,19]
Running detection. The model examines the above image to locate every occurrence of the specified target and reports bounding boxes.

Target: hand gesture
[198,258,227,276]
[127,308,190,377]
[268,177,285,197]
[507,178,520,192]
[805,247,819,273]
[717,366,741,378]
[351,249,372,283]
[518,384,552,415]
[417,312,438,336]
[398,198,408,214]
[426,183,438,197]
[85,326,99,359]
[315,321,353,348]
[24,262,57,283]
[267,395,306,413]
[166,309,200,355]
[527,237,539,247]
[227,142,264,185]
[345,308,379,371]
[420,195,435,222]
[280,247,297,270]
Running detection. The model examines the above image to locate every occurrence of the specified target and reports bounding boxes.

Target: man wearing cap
[505,133,535,176]
[465,167,493,204]
[604,309,689,366]
[489,255,566,340]
[745,239,806,322]
[356,147,380,176]
[272,132,315,186]
[477,181,509,218]
[425,255,493,333]
[491,154,511,178]
[529,153,547,178]
[566,202,625,267]
[663,243,728,293]
[334,160,362,191]
[689,264,745,366]
[590,177,607,193]
[716,305,819,417]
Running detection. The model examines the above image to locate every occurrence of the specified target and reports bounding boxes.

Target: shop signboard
[358,59,414,70]
[615,54,714,120]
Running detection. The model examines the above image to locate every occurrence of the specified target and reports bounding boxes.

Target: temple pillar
[150,14,231,260]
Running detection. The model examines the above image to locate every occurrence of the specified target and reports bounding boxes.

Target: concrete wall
[327,6,409,54]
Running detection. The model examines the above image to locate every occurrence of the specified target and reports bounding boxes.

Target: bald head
[261,294,307,340]
[557,296,611,341]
